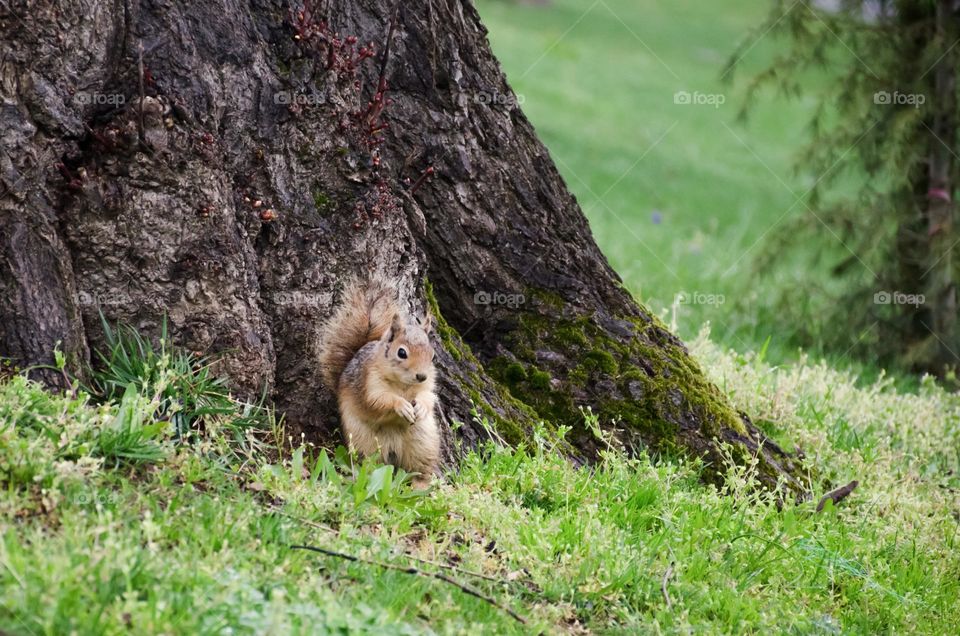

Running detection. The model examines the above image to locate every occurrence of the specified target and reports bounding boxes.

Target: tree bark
[921,0,958,371]
[0,0,807,495]
[893,0,959,373]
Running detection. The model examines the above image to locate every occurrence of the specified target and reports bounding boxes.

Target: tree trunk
[921,0,958,371]
[0,0,807,495]
[893,0,959,373]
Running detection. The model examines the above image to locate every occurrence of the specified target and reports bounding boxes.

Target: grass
[2,4,957,634]
[89,314,268,443]
[2,326,958,634]
[475,0,854,365]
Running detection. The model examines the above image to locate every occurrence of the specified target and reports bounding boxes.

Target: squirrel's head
[379,312,435,386]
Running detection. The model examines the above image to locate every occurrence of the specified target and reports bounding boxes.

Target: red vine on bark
[286,2,434,230]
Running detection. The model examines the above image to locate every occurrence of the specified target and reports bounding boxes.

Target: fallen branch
[291,543,528,625]
[816,480,859,512]
[661,562,674,609]
[273,506,506,584]
[269,506,339,535]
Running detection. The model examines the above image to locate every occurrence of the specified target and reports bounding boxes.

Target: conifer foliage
[732,0,960,375]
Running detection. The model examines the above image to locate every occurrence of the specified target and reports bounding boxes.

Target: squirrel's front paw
[413,401,430,422]
[395,399,417,424]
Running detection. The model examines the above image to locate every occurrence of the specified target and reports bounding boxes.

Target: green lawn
[3,332,958,634]
[476,0,831,357]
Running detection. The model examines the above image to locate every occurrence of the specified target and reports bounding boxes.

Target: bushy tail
[318,276,399,390]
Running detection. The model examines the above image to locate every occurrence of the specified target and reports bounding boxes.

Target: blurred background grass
[476,0,848,366]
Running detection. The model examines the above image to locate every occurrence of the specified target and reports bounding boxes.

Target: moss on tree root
[424,280,542,446]
[427,283,805,493]
[483,301,745,451]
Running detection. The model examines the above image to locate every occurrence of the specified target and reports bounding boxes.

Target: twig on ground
[273,506,506,584]
[816,480,859,512]
[661,562,674,610]
[269,506,339,534]
[291,544,528,625]
[402,552,504,584]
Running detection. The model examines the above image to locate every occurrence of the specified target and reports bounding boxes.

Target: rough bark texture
[0,0,807,494]
[892,1,959,374]
[922,0,958,371]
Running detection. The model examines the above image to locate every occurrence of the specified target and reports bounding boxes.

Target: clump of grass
[1,316,273,486]
[255,444,427,512]
[89,314,267,445]
[89,383,167,465]
[0,369,168,476]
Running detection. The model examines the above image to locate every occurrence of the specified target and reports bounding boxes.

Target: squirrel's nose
[415,373,427,383]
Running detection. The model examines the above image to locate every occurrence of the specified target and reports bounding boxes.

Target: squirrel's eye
[397,347,408,359]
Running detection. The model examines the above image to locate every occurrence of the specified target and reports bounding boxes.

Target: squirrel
[318,276,440,488]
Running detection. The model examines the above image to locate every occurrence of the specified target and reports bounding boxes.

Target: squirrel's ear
[382,313,403,342]
[421,312,433,334]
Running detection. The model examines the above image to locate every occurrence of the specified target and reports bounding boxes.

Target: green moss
[619,369,648,383]
[596,393,681,455]
[528,369,552,391]
[567,365,588,387]
[528,288,566,311]
[487,356,575,431]
[312,189,333,215]
[583,349,619,374]
[503,362,527,384]
[484,308,748,458]
[553,320,591,348]
[420,279,779,486]
[424,279,542,445]
[423,280,464,362]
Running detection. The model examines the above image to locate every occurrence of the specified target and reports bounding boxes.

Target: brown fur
[318,277,439,487]
[318,276,398,391]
